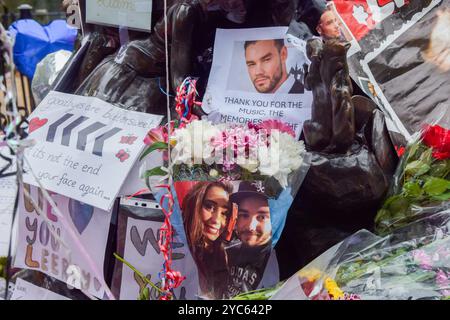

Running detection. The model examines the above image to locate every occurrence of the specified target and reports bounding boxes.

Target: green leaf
[431,192,450,201]
[423,177,450,196]
[143,167,167,178]
[405,160,430,176]
[0,256,6,278]
[419,147,433,165]
[139,287,150,301]
[375,209,392,227]
[139,142,168,161]
[405,142,420,162]
[403,181,422,197]
[429,160,450,178]
[382,195,401,209]
[388,196,411,218]
[113,253,164,295]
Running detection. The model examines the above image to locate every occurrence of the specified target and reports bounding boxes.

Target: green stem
[113,253,165,295]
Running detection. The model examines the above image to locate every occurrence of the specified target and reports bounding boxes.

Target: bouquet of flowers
[375,112,450,235]
[141,116,310,299]
[266,210,450,300]
[143,118,307,187]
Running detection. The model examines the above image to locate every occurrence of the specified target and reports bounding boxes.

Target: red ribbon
[156,184,186,300]
[126,188,150,200]
[175,78,202,124]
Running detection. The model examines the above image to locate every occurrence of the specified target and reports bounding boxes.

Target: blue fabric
[153,187,188,245]
[269,188,294,248]
[9,19,77,79]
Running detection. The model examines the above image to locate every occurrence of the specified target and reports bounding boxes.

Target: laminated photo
[174,180,275,299]
[203,27,313,139]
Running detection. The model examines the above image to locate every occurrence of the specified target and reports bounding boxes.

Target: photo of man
[244,39,306,94]
[358,77,383,107]
[205,27,313,139]
[296,1,357,51]
[224,181,273,298]
[316,6,342,40]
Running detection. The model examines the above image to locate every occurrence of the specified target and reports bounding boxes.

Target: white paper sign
[86,0,153,32]
[119,150,163,197]
[10,278,70,300]
[119,217,198,300]
[23,91,163,211]
[203,27,313,139]
[0,146,17,256]
[14,185,112,299]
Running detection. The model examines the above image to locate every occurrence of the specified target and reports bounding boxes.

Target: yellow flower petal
[325,278,344,300]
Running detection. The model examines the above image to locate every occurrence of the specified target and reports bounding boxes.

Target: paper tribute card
[14,184,112,299]
[202,27,313,139]
[23,91,163,211]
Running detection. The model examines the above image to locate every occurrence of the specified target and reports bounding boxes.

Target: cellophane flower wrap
[375,109,450,235]
[265,210,450,300]
[142,118,310,300]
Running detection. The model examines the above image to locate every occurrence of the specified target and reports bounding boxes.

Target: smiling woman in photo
[181,181,235,299]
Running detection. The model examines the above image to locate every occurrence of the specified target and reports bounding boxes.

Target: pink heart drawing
[29,117,48,134]
[120,135,138,145]
[116,149,130,163]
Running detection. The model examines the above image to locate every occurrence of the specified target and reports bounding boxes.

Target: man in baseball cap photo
[223,181,273,298]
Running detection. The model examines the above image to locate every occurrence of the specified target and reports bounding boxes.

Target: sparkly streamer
[175,77,202,123]
[156,184,186,300]
[0,151,16,178]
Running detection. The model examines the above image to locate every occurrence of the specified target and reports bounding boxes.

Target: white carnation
[171,120,222,166]
[257,131,306,187]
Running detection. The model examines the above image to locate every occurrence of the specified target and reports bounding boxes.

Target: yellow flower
[298,268,323,282]
[169,136,177,147]
[324,278,344,300]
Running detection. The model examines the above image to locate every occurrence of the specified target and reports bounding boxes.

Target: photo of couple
[177,180,273,299]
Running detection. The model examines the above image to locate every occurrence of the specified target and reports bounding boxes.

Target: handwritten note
[23,91,163,211]
[14,185,112,299]
[0,146,17,256]
[118,216,199,300]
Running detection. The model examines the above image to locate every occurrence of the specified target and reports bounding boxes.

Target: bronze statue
[55,0,299,116]
[56,0,175,106]
[72,0,265,115]
[304,38,355,154]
